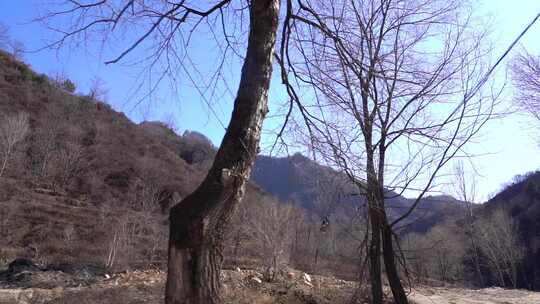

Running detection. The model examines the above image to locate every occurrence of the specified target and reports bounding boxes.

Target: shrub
[61,79,76,93]
[32,73,49,85]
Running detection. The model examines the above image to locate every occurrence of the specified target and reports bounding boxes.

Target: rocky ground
[1,260,539,304]
[409,286,540,304]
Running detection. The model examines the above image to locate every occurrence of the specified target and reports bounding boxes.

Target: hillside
[482,171,540,290]
[0,49,374,280]
[0,49,275,271]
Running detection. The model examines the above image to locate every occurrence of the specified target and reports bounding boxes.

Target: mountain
[252,153,338,210]
[252,154,466,233]
[0,49,273,270]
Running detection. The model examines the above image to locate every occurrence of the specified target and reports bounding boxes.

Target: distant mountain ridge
[251,153,467,233]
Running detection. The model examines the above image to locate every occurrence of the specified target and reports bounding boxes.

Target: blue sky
[0,0,539,201]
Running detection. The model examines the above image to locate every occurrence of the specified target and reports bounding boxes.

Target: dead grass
[224,289,276,304]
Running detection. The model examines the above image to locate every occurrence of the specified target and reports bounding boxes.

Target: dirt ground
[409,286,540,304]
[1,266,540,304]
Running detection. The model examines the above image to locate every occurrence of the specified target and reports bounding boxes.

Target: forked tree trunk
[367,155,408,304]
[382,221,408,304]
[165,1,280,303]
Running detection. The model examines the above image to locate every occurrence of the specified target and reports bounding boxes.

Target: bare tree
[105,213,137,270]
[403,224,466,284]
[244,198,296,281]
[277,1,499,303]
[453,161,485,287]
[511,50,540,121]
[0,23,24,59]
[133,170,167,264]
[10,40,25,60]
[0,112,30,177]
[423,224,465,282]
[0,23,9,50]
[28,116,60,181]
[402,233,428,282]
[161,112,179,133]
[88,76,109,104]
[63,224,77,255]
[475,208,524,288]
[52,143,84,191]
[41,1,281,303]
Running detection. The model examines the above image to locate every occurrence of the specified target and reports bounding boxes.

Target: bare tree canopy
[39,1,253,108]
[511,50,540,121]
[275,0,503,303]
[0,22,25,59]
[0,112,30,177]
[475,209,525,288]
[282,0,498,199]
[0,22,9,49]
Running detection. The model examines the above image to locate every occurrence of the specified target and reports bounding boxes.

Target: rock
[0,288,64,304]
[235,267,241,272]
[7,258,41,273]
[293,289,322,304]
[251,276,262,284]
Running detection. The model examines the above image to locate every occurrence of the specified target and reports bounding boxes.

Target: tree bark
[165,1,280,303]
[367,148,408,304]
[382,221,408,304]
[368,203,383,304]
[366,157,383,304]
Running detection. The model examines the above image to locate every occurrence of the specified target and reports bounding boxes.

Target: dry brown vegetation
[0,48,207,271]
[0,49,361,284]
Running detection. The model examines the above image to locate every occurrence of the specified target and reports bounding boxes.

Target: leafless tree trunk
[165,2,280,303]
[454,161,485,287]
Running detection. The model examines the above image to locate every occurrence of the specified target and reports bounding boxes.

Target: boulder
[7,259,41,273]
